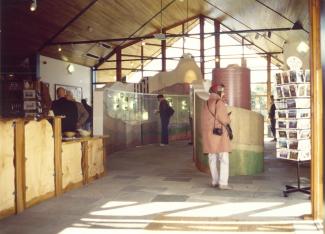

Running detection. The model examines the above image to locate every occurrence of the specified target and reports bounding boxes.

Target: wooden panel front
[24,120,55,207]
[0,120,15,218]
[62,142,83,191]
[87,138,105,179]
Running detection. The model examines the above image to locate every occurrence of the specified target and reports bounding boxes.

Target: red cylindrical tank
[212,65,251,110]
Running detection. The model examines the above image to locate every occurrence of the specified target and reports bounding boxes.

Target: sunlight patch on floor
[251,202,310,217]
[91,202,208,216]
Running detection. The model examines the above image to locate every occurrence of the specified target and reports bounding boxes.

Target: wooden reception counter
[0,117,107,219]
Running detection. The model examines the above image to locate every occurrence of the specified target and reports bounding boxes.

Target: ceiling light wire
[160,0,163,33]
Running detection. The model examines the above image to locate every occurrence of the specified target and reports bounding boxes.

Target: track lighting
[267,31,272,38]
[255,33,259,40]
[30,0,37,12]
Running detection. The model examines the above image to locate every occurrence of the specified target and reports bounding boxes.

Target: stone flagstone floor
[0,141,322,234]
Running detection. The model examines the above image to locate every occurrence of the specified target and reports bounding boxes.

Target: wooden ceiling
[1,0,309,73]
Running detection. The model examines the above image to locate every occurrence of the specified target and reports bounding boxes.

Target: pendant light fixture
[154,0,166,40]
[30,0,37,11]
[182,0,189,55]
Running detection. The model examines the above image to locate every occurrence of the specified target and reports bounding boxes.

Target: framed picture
[24,101,37,110]
[23,90,36,99]
[55,84,82,102]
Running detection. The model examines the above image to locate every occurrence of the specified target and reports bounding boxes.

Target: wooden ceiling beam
[255,0,309,33]
[94,0,178,69]
[203,0,284,49]
[39,0,99,52]
[48,26,299,46]
[203,14,285,65]
[119,15,200,49]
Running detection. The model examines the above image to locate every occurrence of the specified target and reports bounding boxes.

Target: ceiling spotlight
[255,33,259,40]
[30,0,37,11]
[297,41,309,53]
[267,31,272,38]
[87,26,93,32]
[58,46,62,52]
[141,40,146,46]
[215,57,220,62]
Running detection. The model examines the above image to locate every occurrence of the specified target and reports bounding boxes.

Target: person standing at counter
[51,87,78,132]
[66,91,89,130]
[201,84,232,190]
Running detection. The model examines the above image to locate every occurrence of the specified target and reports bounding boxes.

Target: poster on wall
[55,84,82,102]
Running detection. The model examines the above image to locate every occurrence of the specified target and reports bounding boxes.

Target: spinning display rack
[274,70,311,197]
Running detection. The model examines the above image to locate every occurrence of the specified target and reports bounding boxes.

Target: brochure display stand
[274,70,311,197]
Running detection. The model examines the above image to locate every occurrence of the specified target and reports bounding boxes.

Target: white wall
[93,90,103,135]
[39,55,92,102]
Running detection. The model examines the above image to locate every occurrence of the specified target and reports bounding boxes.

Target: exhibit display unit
[274,70,311,197]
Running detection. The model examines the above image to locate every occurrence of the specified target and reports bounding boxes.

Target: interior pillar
[141,44,144,79]
[200,15,205,79]
[214,19,220,69]
[309,0,324,220]
[161,29,166,72]
[116,47,122,82]
[321,0,325,223]
[266,53,271,111]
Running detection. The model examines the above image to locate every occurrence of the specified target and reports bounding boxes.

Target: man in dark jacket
[51,87,78,132]
[156,94,173,146]
[268,95,276,142]
[81,99,93,131]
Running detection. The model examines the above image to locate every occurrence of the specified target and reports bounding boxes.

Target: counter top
[62,135,109,144]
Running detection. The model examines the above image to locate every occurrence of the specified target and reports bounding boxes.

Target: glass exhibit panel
[251,95,267,111]
[104,88,190,151]
[251,83,267,95]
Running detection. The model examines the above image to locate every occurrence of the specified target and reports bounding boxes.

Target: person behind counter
[81,99,93,131]
[66,91,89,129]
[51,87,78,132]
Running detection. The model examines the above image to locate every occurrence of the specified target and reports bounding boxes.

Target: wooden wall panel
[88,139,105,179]
[61,143,83,191]
[24,120,55,207]
[0,120,15,218]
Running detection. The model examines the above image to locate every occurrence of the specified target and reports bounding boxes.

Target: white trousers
[208,152,229,186]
